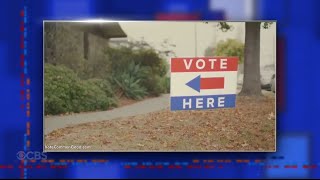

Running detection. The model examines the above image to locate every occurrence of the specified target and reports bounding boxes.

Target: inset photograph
[44,21,276,152]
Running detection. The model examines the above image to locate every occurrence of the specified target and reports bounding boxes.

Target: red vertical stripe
[155,13,200,20]
[20,59,24,67]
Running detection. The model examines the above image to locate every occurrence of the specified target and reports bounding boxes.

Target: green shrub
[205,39,244,63]
[133,49,165,74]
[161,76,170,94]
[76,80,117,112]
[45,40,171,115]
[106,46,170,97]
[44,64,117,115]
[44,64,81,114]
[78,57,112,80]
[140,74,164,96]
[85,78,115,98]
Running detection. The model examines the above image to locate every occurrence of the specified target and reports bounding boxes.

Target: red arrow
[201,77,224,89]
[186,75,224,92]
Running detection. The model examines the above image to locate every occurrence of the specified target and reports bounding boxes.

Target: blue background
[1,0,320,178]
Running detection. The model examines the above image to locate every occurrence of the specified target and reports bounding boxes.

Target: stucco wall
[44,22,110,67]
[88,33,110,64]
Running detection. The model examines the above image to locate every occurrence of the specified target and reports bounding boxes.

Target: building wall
[45,23,83,66]
[88,33,110,63]
[44,22,110,70]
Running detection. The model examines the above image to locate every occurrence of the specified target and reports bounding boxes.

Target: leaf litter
[45,95,275,151]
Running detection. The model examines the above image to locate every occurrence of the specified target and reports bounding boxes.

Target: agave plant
[112,62,148,100]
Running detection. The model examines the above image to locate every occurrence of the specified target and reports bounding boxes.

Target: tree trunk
[239,22,262,96]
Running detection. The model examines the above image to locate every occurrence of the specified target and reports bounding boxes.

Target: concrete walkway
[44,94,170,135]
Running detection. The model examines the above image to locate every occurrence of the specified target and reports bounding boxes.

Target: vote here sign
[170,57,239,111]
